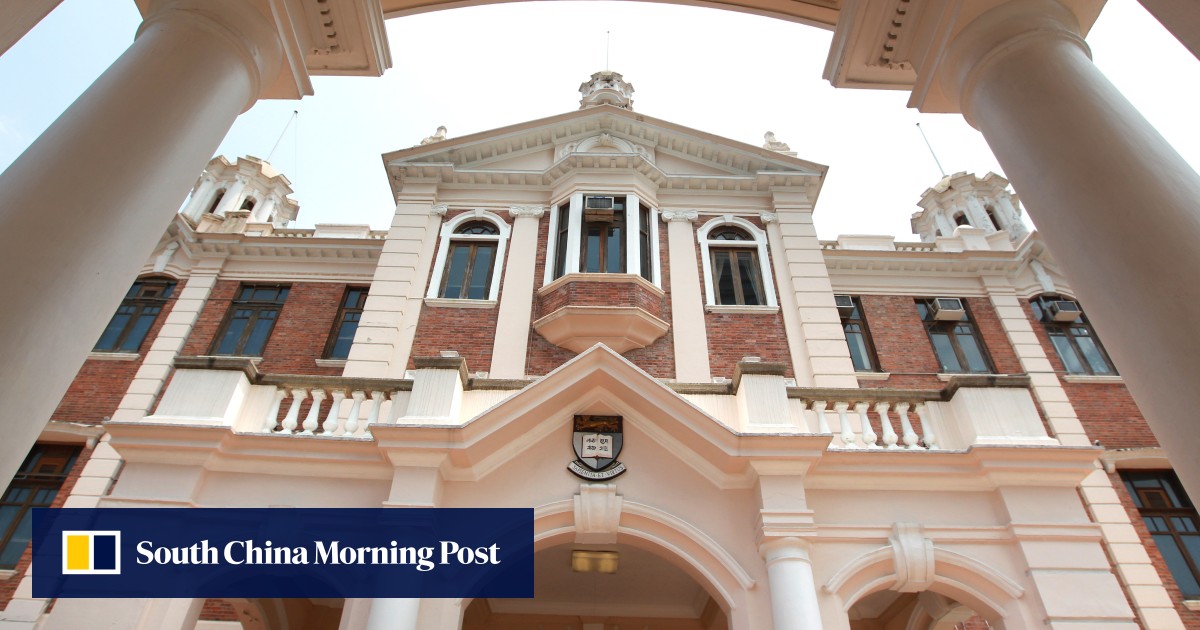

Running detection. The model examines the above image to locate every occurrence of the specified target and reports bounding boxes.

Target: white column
[211,176,247,217]
[0,0,283,488]
[941,0,1200,502]
[625,194,641,277]
[365,598,420,630]
[180,175,217,220]
[565,193,583,274]
[489,206,543,379]
[760,538,823,630]
[661,210,711,383]
[256,194,278,223]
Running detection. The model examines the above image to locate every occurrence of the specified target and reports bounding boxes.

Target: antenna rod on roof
[606,31,611,70]
[267,110,299,163]
[916,122,947,178]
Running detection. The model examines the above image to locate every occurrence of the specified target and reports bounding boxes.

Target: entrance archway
[462,543,728,630]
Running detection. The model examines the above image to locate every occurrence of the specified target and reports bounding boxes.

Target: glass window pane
[1075,335,1114,375]
[442,244,471,299]
[243,311,278,356]
[1181,536,1200,595]
[3,488,30,503]
[585,229,602,273]
[1173,517,1197,533]
[606,226,622,273]
[955,325,989,373]
[1154,534,1200,596]
[713,252,736,305]
[215,316,249,355]
[736,251,761,305]
[33,488,57,505]
[0,510,33,569]
[118,312,158,352]
[95,311,132,351]
[846,331,873,371]
[330,320,358,360]
[1050,333,1086,373]
[0,505,18,539]
[467,245,495,300]
[931,333,962,372]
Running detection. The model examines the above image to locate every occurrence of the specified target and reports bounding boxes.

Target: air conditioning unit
[585,196,615,210]
[834,295,856,318]
[931,297,966,321]
[1048,300,1082,322]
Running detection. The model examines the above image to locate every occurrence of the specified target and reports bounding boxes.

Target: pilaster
[661,210,711,383]
[489,206,544,379]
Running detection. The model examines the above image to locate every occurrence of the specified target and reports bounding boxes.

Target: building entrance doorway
[462,543,728,629]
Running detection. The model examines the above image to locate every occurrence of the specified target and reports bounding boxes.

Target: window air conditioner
[585,196,615,210]
[931,297,966,321]
[834,295,856,318]
[1048,300,1082,322]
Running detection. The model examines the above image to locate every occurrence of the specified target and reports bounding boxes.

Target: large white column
[941,0,1200,502]
[0,0,283,487]
[760,538,823,630]
[661,210,711,383]
[365,598,420,630]
[489,206,543,379]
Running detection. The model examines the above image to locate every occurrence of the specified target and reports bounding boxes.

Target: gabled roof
[381,104,827,201]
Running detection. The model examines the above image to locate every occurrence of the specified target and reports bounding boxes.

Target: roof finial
[579,71,634,110]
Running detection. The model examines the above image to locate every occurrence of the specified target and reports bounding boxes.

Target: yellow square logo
[61,531,121,575]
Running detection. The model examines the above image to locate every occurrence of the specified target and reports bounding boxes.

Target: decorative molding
[153,241,180,272]
[759,212,778,224]
[430,204,449,216]
[508,205,546,219]
[660,210,698,223]
[574,483,623,545]
[890,522,935,592]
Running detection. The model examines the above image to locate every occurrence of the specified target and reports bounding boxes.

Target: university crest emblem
[568,415,627,481]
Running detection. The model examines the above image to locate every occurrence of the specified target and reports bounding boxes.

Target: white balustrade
[344,391,366,436]
[809,398,941,451]
[916,403,938,449]
[301,389,326,435]
[875,402,899,449]
[280,388,307,434]
[811,401,831,434]
[857,403,878,448]
[263,389,287,433]
[897,402,919,449]
[835,402,857,448]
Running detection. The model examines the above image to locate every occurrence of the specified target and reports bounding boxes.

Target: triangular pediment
[373,345,828,488]
[382,106,826,195]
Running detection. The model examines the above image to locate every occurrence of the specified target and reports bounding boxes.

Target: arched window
[697,217,777,308]
[240,197,257,212]
[427,211,511,301]
[1030,295,1116,375]
[94,277,176,353]
[984,205,1004,231]
[206,190,225,214]
[953,211,971,227]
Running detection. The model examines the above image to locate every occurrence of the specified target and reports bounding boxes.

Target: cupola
[911,172,1028,245]
[579,71,635,110]
[180,156,300,233]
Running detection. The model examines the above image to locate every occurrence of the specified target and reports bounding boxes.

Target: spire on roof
[579,71,634,110]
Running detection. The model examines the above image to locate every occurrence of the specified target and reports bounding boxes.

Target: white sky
[1,0,1198,239]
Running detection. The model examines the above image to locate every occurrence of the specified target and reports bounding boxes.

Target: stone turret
[579,70,635,110]
[180,155,300,232]
[911,172,1028,245]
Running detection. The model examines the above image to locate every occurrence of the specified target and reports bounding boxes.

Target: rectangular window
[1030,297,1117,375]
[839,297,880,372]
[916,298,994,374]
[638,203,652,282]
[211,284,289,356]
[553,203,570,279]
[580,196,626,274]
[1122,471,1200,597]
[1,444,80,569]
[324,287,369,360]
[94,279,175,353]
[711,248,764,306]
[440,242,497,299]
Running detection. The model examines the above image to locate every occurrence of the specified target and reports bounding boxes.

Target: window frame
[0,444,80,569]
[916,298,995,374]
[323,286,369,360]
[426,210,511,302]
[839,296,881,372]
[210,284,290,357]
[93,277,176,353]
[1029,295,1117,376]
[697,216,777,308]
[545,193,660,287]
[1121,471,1200,598]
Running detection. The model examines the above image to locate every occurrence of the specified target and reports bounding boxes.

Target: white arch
[697,215,778,308]
[425,209,512,301]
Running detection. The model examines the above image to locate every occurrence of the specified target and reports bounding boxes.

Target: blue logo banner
[33,508,533,598]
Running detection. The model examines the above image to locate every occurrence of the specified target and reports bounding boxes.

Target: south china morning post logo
[61,531,121,575]
[34,507,533,599]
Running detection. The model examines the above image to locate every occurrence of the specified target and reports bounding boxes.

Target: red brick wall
[527,212,675,379]
[1021,300,1154,449]
[199,598,240,622]
[0,444,92,612]
[181,280,348,376]
[48,276,182,425]
[853,296,1021,391]
[1110,471,1200,627]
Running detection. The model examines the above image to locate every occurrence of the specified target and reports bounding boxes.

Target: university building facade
[1,73,1197,629]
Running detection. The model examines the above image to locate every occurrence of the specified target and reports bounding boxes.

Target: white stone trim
[425,209,511,302]
[705,305,779,315]
[314,358,347,369]
[697,215,778,308]
[854,372,892,381]
[88,352,141,361]
[1062,374,1123,384]
[424,298,498,309]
